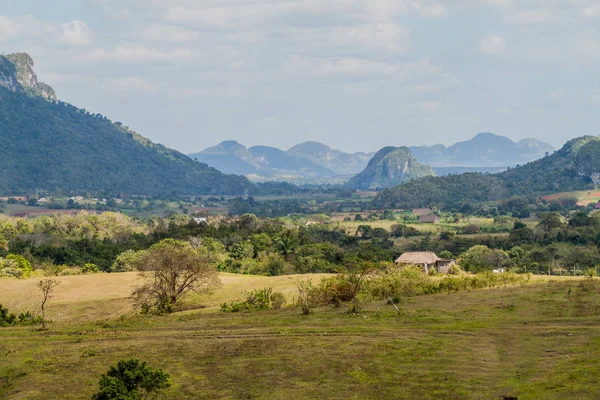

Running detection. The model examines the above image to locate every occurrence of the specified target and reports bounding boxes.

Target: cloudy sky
[1,0,599,153]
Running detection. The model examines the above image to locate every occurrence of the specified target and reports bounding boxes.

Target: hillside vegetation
[347,146,435,190]
[0,58,256,196]
[373,136,600,209]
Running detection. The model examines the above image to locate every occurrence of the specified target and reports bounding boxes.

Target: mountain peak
[0,53,57,101]
[347,146,435,190]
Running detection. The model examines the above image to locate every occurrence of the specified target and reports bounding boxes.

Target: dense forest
[1,208,600,278]
[0,86,255,196]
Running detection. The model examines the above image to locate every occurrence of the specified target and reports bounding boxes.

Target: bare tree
[131,239,221,314]
[37,278,60,329]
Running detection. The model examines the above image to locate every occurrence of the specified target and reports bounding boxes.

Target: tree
[130,239,221,314]
[92,359,171,400]
[37,278,59,330]
[461,245,509,273]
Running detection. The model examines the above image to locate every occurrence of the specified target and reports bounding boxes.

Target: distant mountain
[409,133,554,168]
[248,146,334,176]
[189,140,370,181]
[347,147,435,190]
[372,136,600,210]
[190,141,261,175]
[288,141,374,175]
[0,53,254,196]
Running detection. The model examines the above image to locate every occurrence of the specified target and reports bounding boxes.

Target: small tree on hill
[37,278,59,329]
[92,358,171,400]
[130,239,221,314]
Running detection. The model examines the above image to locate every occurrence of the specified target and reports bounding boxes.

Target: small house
[595,202,600,210]
[412,208,433,216]
[418,215,439,224]
[395,252,455,274]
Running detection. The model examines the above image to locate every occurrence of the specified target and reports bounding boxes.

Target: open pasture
[0,273,599,399]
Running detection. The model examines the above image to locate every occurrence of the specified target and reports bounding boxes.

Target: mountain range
[372,135,600,210]
[189,141,374,182]
[0,53,254,196]
[190,134,554,184]
[410,133,554,168]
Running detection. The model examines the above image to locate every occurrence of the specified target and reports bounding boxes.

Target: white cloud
[141,24,201,42]
[413,2,447,18]
[105,76,155,93]
[0,15,44,41]
[329,23,411,53]
[508,9,559,24]
[582,5,600,18]
[61,20,92,46]
[480,34,506,55]
[82,46,195,63]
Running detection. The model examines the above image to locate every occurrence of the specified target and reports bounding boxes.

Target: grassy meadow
[1,273,599,399]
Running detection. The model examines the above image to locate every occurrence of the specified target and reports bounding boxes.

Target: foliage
[0,85,254,195]
[220,287,286,312]
[4,254,32,278]
[131,239,221,314]
[81,263,100,274]
[347,146,435,190]
[373,136,600,210]
[91,359,171,400]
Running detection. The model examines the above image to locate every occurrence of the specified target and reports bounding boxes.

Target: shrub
[81,263,101,274]
[0,304,17,327]
[92,358,171,400]
[0,254,32,278]
[221,287,286,312]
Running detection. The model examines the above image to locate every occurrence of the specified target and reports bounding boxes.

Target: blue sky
[1,0,599,153]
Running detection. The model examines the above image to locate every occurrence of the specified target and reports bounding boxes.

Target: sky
[0,0,599,154]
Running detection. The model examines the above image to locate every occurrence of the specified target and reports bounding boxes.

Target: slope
[372,136,600,209]
[0,85,253,196]
[347,147,435,190]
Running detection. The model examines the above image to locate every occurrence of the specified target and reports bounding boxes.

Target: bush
[92,359,171,400]
[0,254,32,279]
[81,263,101,274]
[0,304,17,327]
[221,287,286,312]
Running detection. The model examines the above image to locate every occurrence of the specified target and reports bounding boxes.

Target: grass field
[1,273,599,399]
[542,190,600,206]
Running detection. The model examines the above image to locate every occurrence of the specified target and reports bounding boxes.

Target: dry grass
[1,274,599,399]
[0,273,333,322]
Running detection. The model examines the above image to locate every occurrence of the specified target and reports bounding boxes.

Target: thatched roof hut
[395,251,456,274]
[396,252,441,266]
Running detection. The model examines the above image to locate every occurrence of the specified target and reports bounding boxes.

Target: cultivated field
[1,274,599,399]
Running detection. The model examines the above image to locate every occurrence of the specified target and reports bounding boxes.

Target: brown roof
[412,208,432,216]
[396,252,441,264]
[418,215,439,223]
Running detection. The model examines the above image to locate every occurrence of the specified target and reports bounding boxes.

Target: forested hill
[0,85,254,196]
[372,136,600,210]
[346,146,435,190]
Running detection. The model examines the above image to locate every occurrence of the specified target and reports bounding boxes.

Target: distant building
[395,251,455,274]
[193,217,208,224]
[418,215,439,224]
[595,202,600,210]
[412,208,433,216]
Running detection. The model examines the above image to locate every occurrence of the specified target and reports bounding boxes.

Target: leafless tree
[131,239,220,313]
[37,278,60,329]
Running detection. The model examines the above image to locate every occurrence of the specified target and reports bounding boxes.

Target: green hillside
[372,136,600,209]
[347,146,435,190]
[0,54,254,196]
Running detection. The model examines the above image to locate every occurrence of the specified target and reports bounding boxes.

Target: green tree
[6,254,32,278]
[461,245,509,273]
[92,359,171,400]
